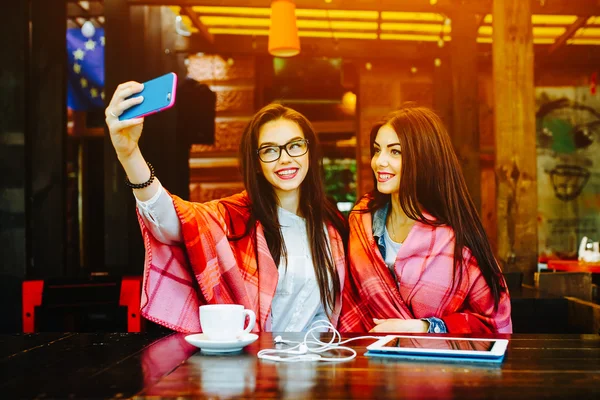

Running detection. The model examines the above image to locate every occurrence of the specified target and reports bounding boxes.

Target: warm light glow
[209,28,269,36]
[171,4,594,47]
[329,21,378,30]
[295,9,378,19]
[574,27,600,37]
[200,16,270,27]
[478,26,492,35]
[342,91,357,112]
[268,0,300,57]
[381,12,444,22]
[208,28,377,40]
[479,26,567,37]
[586,16,600,25]
[484,14,578,25]
[568,38,600,45]
[325,10,379,20]
[476,37,556,44]
[380,33,451,42]
[365,62,372,70]
[381,22,451,33]
[181,15,197,33]
[332,32,377,39]
[193,6,271,16]
[531,15,578,25]
[299,31,377,39]
[434,58,442,67]
[533,27,567,36]
[296,20,377,30]
[200,17,377,31]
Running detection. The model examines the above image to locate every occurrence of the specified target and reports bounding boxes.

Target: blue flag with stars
[67,27,105,111]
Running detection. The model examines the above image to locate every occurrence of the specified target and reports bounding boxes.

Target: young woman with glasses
[339,104,512,334]
[105,81,347,333]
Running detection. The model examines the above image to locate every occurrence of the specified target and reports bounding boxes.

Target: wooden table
[1,332,599,399]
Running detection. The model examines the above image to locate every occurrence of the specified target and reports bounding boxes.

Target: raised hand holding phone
[105,73,177,160]
[104,75,177,201]
[105,81,145,161]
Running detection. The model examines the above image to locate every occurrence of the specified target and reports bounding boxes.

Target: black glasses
[257,139,309,163]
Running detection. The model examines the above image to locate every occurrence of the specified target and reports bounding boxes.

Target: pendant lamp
[268,0,300,57]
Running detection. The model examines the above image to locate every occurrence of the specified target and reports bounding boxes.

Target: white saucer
[184,333,259,354]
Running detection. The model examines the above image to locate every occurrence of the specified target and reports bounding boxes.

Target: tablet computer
[366,335,508,360]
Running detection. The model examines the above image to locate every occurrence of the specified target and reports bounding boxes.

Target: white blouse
[135,185,329,332]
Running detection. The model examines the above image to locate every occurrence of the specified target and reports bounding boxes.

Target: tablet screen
[382,337,496,352]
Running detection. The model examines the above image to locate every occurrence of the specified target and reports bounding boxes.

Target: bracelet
[125,162,155,189]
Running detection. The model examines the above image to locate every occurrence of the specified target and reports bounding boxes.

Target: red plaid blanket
[339,196,512,334]
[139,191,346,333]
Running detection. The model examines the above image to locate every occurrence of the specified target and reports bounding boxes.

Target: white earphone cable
[257,320,381,363]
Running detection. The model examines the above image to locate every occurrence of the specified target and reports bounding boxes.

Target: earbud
[298,344,308,354]
[258,320,374,363]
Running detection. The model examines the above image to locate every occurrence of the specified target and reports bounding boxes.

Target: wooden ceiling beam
[176,32,448,61]
[67,2,104,18]
[547,15,590,56]
[181,6,214,44]
[127,0,600,16]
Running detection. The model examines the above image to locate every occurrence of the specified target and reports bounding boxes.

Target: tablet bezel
[366,335,509,358]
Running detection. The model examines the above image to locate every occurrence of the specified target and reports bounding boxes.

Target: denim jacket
[371,202,448,334]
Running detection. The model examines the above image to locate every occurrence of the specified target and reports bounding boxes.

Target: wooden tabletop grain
[1,332,599,399]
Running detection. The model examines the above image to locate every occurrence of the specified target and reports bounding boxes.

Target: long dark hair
[235,103,346,315]
[367,104,506,309]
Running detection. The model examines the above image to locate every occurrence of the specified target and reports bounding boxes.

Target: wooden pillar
[0,0,28,333]
[0,0,66,332]
[450,11,481,211]
[104,0,136,271]
[433,48,452,135]
[493,0,538,283]
[28,0,68,278]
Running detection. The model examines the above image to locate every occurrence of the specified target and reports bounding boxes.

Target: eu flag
[67,27,105,111]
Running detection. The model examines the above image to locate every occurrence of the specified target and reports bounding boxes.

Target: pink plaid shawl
[339,196,512,334]
[139,191,346,333]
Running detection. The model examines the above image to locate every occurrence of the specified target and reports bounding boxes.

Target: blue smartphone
[119,72,178,120]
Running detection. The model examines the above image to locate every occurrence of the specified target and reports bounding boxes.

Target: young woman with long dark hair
[105,81,347,333]
[339,104,512,334]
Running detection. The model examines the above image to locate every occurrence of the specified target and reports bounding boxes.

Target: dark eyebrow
[258,136,304,148]
[373,141,401,148]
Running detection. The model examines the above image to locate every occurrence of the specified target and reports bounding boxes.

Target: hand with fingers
[105,81,146,161]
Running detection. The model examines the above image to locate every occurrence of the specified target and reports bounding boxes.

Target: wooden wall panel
[356,62,433,198]
[187,54,255,202]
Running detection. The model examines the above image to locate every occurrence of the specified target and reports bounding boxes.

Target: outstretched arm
[105,81,160,201]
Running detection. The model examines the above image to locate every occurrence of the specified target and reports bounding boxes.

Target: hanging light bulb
[268,0,300,57]
[81,20,95,38]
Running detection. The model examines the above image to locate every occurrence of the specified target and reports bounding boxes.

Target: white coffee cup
[199,304,256,341]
